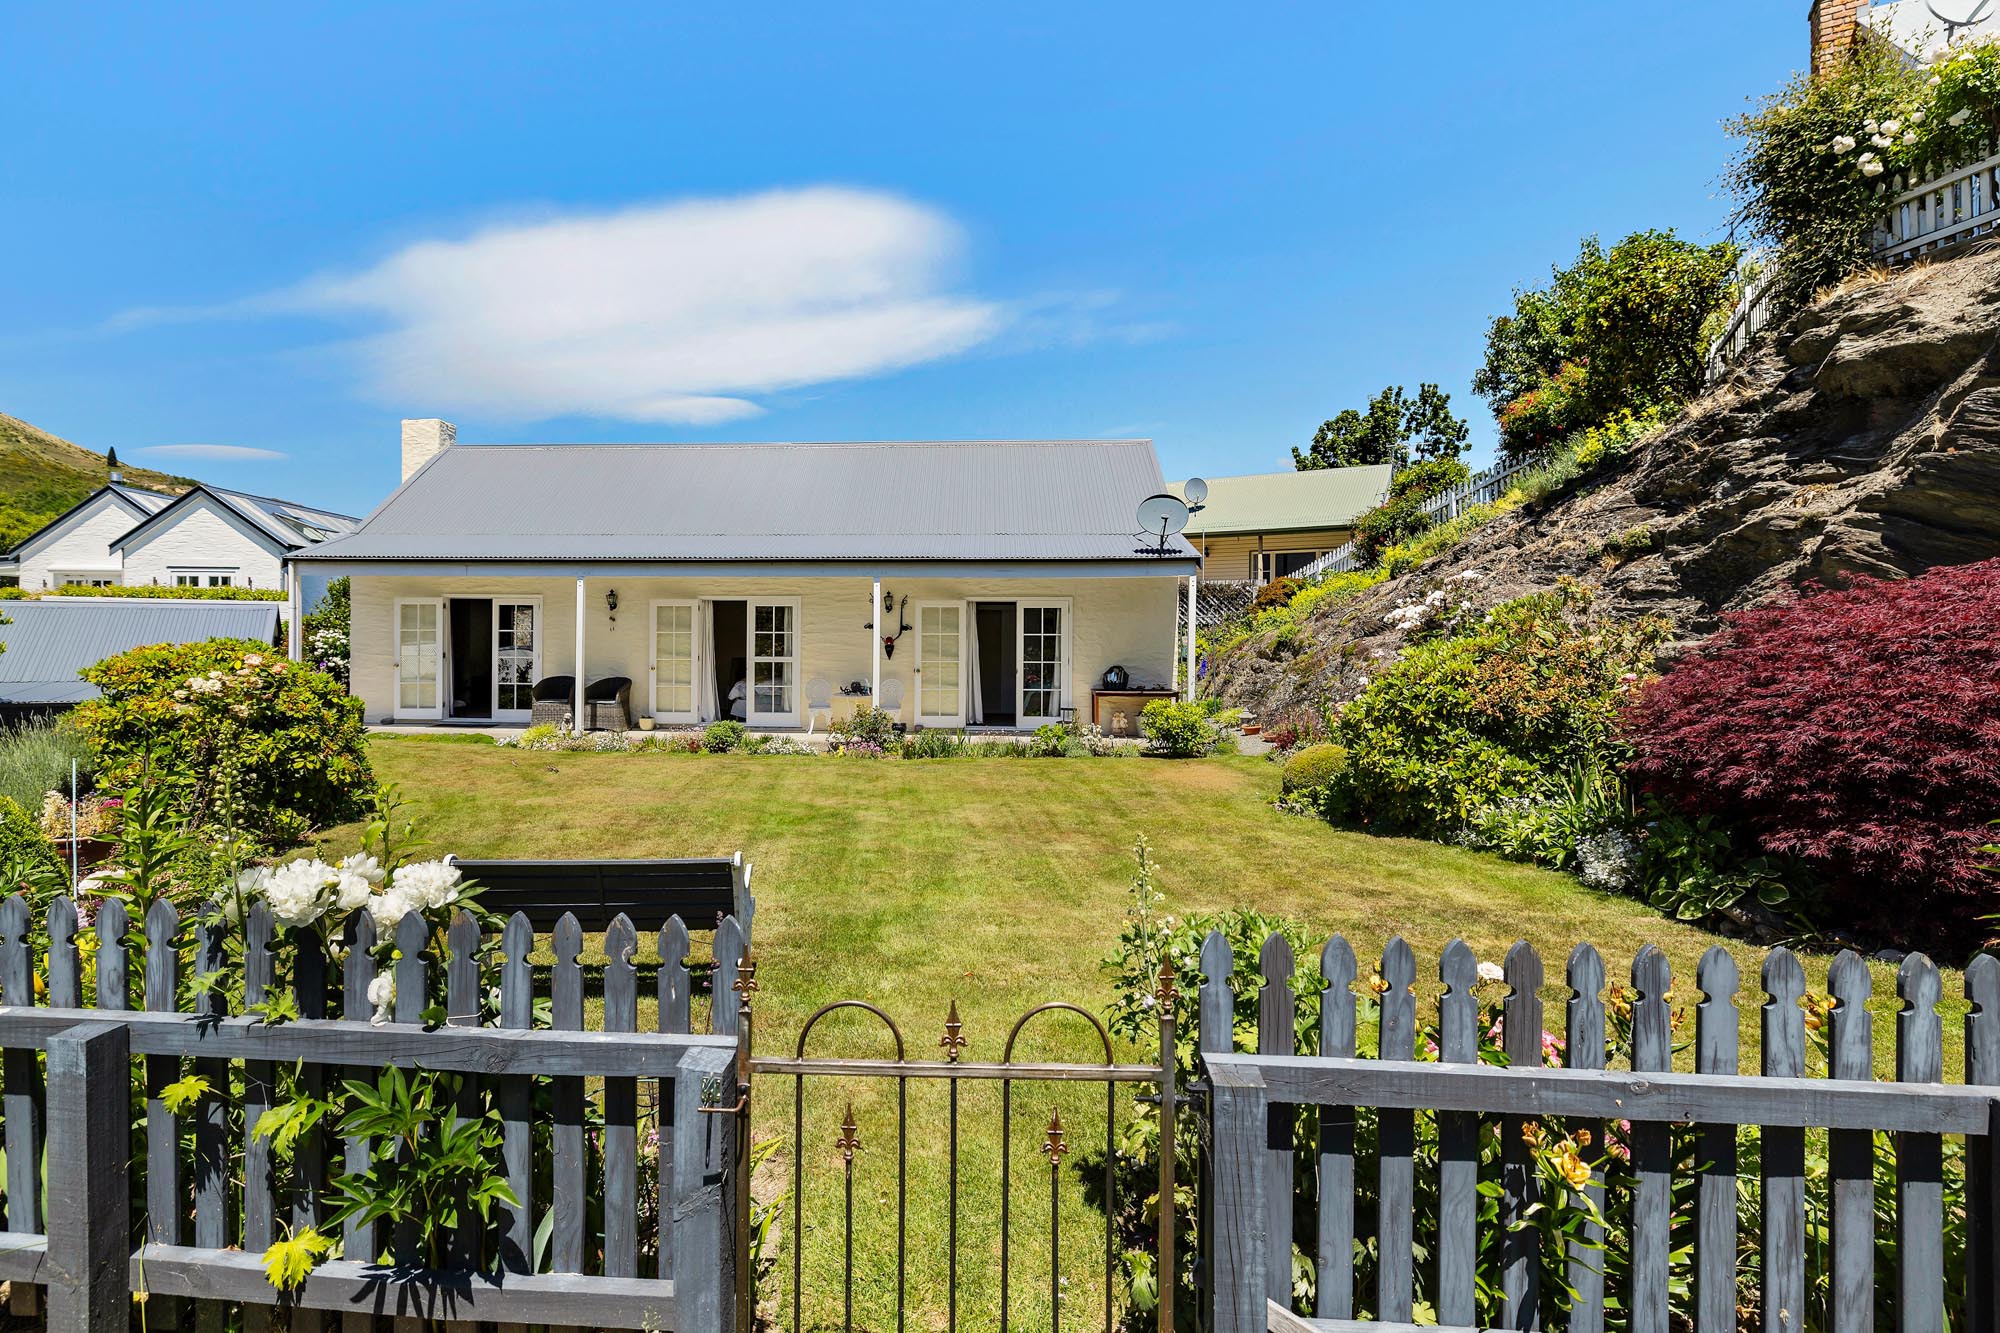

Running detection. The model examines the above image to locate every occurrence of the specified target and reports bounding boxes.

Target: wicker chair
[583,676,633,731]
[529,676,576,730]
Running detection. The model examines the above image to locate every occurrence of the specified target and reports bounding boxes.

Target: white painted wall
[347,572,1180,727]
[117,496,286,590]
[13,493,140,591]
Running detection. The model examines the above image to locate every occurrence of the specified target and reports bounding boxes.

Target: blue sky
[4,2,1797,517]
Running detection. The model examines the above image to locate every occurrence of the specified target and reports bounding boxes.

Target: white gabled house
[0,475,356,592]
[290,420,1201,733]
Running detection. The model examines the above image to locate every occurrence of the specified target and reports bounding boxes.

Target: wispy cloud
[263,188,1006,424]
[135,443,288,461]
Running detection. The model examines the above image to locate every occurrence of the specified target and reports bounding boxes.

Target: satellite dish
[1135,493,1190,553]
[1928,0,1994,34]
[1183,476,1209,507]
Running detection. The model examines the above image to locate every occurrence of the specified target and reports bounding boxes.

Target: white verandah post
[871,575,883,705]
[1185,574,1197,702]
[286,562,303,661]
[573,576,587,735]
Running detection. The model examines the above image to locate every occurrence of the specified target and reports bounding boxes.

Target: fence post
[673,1043,741,1333]
[44,1019,128,1333]
[1206,1057,1269,1333]
[1197,929,1233,1329]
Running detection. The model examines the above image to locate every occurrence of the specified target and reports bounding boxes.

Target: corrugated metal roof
[113,485,359,555]
[109,484,176,514]
[1171,466,1391,536]
[0,599,280,704]
[297,440,1198,563]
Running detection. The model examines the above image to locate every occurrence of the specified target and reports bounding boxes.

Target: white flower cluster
[1575,830,1641,895]
[366,973,396,1025]
[238,853,464,932]
[1382,574,1478,636]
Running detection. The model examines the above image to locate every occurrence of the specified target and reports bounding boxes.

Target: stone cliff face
[1212,248,2000,720]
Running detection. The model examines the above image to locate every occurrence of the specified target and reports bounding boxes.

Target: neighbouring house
[290,421,1200,733]
[1170,466,1391,584]
[1812,0,2000,74]
[0,597,281,722]
[0,472,356,593]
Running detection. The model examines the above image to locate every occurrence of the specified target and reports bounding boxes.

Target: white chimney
[401,418,456,481]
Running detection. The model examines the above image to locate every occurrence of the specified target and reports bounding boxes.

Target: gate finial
[835,1103,861,1162]
[940,1000,967,1063]
[1042,1108,1069,1164]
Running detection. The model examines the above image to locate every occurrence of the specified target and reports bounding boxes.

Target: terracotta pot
[51,837,115,868]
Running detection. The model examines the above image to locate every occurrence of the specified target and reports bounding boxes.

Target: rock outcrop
[1212,247,2000,720]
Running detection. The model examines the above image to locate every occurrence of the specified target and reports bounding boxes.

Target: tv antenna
[1134,492,1191,556]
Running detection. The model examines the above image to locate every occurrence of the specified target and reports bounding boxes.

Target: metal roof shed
[0,598,281,710]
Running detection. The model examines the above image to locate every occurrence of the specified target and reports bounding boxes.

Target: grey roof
[112,485,359,555]
[297,440,1198,563]
[109,483,176,514]
[0,598,280,704]
[1171,466,1391,536]
[4,483,177,560]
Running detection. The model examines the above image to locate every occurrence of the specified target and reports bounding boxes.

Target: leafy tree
[1474,231,1740,458]
[1293,383,1468,471]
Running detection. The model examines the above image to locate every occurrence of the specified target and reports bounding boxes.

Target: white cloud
[282,188,1004,424]
[135,444,288,461]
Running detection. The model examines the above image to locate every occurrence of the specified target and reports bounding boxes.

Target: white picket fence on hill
[1291,453,1537,581]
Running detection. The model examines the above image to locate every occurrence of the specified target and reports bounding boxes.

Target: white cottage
[291,421,1200,733]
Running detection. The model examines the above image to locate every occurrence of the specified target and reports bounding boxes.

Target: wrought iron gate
[727,959,1181,1333]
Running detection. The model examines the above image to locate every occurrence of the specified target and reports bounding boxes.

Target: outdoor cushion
[584,675,632,702]
[531,675,575,703]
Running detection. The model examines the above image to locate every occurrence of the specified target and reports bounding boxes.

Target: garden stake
[1156,960,1178,1333]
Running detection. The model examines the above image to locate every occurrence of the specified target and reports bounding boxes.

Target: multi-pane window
[496,603,537,712]
[173,572,236,587]
[397,602,440,711]
[654,603,694,715]
[918,605,961,719]
[1022,606,1063,720]
[752,603,796,716]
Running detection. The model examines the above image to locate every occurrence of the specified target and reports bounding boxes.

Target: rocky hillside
[1212,247,2000,719]
[0,412,193,549]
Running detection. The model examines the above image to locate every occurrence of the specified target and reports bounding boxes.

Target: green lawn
[324,737,1958,1330]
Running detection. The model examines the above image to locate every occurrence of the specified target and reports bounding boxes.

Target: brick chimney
[1810,0,1866,76]
[400,418,455,481]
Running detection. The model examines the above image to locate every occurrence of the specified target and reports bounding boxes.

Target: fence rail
[1195,930,1998,1333]
[0,893,752,1333]
[1875,148,2000,265]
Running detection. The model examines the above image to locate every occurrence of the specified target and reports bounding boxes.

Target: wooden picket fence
[1197,932,2000,1333]
[0,893,752,1332]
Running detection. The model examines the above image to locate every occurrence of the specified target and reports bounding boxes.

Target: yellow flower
[1553,1145,1592,1191]
[1520,1121,1546,1149]
[1366,971,1390,997]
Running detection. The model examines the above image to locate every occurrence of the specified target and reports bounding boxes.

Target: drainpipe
[574,576,587,735]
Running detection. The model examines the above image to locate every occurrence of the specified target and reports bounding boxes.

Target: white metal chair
[878,676,904,723]
[804,677,833,734]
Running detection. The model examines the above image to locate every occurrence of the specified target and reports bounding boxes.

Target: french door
[492,600,539,719]
[747,600,800,727]
[651,600,699,724]
[1018,601,1070,727]
[395,597,444,720]
[916,602,966,726]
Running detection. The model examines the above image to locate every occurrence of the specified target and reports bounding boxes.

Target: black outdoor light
[605,588,619,626]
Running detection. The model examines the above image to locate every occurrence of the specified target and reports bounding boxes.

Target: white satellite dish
[1928,0,1994,35]
[1135,493,1190,553]
[1183,476,1209,507]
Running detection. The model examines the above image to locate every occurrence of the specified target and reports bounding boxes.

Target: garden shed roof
[1170,466,1391,536]
[0,598,280,703]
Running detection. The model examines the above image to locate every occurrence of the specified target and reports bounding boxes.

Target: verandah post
[44,1019,129,1333]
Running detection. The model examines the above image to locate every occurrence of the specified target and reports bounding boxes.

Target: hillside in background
[1211,246,2000,719]
[0,412,195,549]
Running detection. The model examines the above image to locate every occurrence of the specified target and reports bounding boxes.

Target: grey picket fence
[0,893,751,1333]
[1198,932,2000,1333]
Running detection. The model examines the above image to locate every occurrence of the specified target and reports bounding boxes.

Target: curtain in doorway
[696,600,719,722]
[966,604,984,725]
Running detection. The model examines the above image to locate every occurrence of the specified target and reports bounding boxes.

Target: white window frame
[648,599,701,725]
[488,596,543,722]
[171,568,241,588]
[51,571,117,589]
[746,598,803,728]
[1254,550,1327,584]
[394,596,446,720]
[1016,598,1073,728]
[914,600,968,728]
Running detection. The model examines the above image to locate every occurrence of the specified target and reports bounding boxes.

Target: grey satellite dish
[1135,492,1190,553]
[1928,0,1994,35]
[1183,476,1209,507]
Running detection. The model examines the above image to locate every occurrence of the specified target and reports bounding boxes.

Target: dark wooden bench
[445,852,754,936]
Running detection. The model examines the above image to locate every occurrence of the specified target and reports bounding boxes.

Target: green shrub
[72,639,371,841]
[0,794,61,891]
[1351,458,1474,567]
[1027,722,1072,757]
[1140,699,1221,758]
[36,583,288,601]
[1279,743,1347,797]
[1250,577,1300,613]
[702,720,747,753]
[900,728,966,759]
[0,716,95,814]
[830,702,896,749]
[1324,581,1670,835]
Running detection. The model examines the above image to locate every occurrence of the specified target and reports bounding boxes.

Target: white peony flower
[1912,109,1926,123]
[334,871,375,911]
[262,858,336,928]
[367,973,396,1025]
[1861,157,1886,177]
[1869,133,1895,149]
[391,860,464,912]
[339,852,385,886]
[1864,118,1878,133]
[1832,134,1858,153]
[1881,118,1901,134]
[367,886,418,932]
[1476,961,1506,984]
